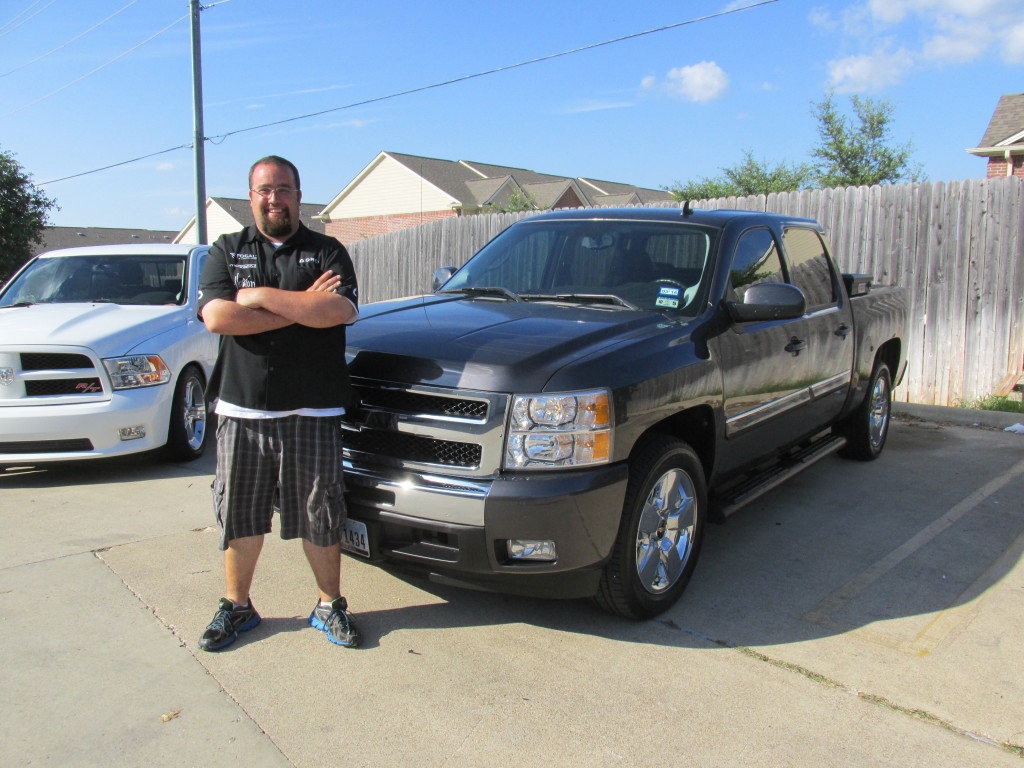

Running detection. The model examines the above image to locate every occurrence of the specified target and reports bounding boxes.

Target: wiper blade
[522,293,639,310]
[439,286,522,302]
[1,301,34,308]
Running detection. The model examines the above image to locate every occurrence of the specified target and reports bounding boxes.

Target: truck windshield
[0,254,188,307]
[440,219,715,314]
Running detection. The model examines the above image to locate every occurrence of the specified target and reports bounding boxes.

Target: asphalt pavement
[1,405,1022,767]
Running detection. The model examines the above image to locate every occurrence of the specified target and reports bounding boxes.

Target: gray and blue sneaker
[198,597,261,651]
[309,596,361,648]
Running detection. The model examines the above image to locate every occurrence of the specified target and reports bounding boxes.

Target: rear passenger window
[782,228,837,309]
[729,228,784,302]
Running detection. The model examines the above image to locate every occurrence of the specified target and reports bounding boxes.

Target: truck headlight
[505,389,612,469]
[103,355,171,390]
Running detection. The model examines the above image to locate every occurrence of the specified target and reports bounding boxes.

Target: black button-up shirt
[198,224,358,411]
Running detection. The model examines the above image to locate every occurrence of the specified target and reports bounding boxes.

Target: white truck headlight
[103,355,171,390]
[505,389,612,469]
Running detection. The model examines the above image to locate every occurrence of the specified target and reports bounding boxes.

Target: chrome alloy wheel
[181,375,207,451]
[634,467,698,594]
[868,370,891,451]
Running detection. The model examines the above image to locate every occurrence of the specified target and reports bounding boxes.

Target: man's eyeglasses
[251,186,299,198]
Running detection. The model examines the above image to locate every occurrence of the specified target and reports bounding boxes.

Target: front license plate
[340,518,370,558]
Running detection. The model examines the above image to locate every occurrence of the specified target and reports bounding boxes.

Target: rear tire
[595,436,707,619]
[838,361,892,461]
[163,365,208,461]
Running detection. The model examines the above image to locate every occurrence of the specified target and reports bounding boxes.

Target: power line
[39,143,193,185]
[1,13,188,119]
[1,0,142,79]
[0,0,59,38]
[213,1,778,141]
[37,0,778,187]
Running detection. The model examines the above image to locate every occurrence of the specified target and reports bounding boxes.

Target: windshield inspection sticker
[656,285,680,308]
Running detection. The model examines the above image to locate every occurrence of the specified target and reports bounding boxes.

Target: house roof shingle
[35,226,177,256]
[978,93,1024,147]
[379,152,671,210]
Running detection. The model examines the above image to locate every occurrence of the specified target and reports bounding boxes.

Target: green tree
[0,147,58,278]
[810,92,922,187]
[668,150,813,201]
[488,189,539,213]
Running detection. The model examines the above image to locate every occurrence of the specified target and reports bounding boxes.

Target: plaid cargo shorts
[212,415,347,550]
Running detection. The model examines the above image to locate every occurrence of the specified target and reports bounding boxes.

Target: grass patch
[965,395,1024,414]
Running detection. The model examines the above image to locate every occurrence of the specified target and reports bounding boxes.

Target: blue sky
[2,0,1022,232]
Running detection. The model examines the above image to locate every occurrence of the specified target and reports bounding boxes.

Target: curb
[894,402,1023,430]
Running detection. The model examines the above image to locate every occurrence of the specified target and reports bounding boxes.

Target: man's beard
[258,208,294,238]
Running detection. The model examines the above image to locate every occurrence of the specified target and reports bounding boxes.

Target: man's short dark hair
[249,155,301,190]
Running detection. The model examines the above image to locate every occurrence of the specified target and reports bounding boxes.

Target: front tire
[838,361,892,461]
[163,365,208,461]
[595,436,707,619]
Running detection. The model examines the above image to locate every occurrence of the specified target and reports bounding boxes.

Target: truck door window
[729,228,784,301]
[782,228,837,309]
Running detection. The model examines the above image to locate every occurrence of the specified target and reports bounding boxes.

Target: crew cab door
[778,227,855,429]
[712,226,814,469]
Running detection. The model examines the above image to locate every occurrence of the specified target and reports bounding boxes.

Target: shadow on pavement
[326,419,1024,651]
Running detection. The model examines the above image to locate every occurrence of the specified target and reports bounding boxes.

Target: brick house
[316,151,673,243]
[968,93,1024,178]
[174,196,326,245]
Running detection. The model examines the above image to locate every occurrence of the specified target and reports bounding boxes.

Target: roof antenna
[681,200,693,216]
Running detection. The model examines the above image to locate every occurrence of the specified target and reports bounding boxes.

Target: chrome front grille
[343,379,509,477]
[343,430,482,468]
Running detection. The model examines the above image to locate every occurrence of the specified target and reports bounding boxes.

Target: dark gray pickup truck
[339,207,907,618]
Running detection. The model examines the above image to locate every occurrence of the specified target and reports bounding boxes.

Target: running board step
[714,432,847,519]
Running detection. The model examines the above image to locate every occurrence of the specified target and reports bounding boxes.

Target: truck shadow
[0,446,217,487]
[357,419,1024,651]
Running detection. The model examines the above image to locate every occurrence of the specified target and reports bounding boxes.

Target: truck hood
[347,295,673,391]
[0,302,189,357]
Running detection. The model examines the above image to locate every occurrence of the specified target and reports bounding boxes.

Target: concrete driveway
[1,409,1022,767]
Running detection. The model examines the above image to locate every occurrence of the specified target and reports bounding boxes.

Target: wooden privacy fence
[348,178,1024,407]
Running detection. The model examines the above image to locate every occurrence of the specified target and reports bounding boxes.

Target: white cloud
[162,207,190,219]
[564,99,634,114]
[660,61,729,103]
[1002,22,1024,63]
[921,24,988,64]
[155,162,174,172]
[808,7,838,30]
[827,48,915,92]
[822,1,1024,91]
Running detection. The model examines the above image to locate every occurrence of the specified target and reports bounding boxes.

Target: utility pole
[189,0,207,244]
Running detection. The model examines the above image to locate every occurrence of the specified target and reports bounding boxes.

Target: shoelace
[325,608,353,633]
[207,609,233,635]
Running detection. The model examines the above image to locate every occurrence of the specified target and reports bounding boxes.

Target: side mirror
[725,282,806,323]
[433,266,456,292]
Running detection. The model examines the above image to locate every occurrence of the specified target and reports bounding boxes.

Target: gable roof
[318,151,671,217]
[968,93,1024,156]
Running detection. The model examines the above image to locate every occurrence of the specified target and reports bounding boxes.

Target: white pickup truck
[0,243,217,464]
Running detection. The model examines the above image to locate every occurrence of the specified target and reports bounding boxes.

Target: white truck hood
[0,302,191,357]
